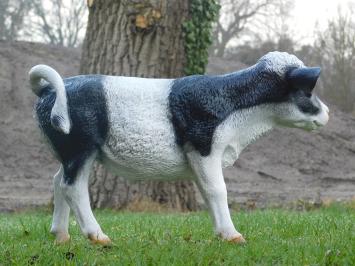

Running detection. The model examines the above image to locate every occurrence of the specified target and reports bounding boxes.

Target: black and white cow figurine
[29,52,329,245]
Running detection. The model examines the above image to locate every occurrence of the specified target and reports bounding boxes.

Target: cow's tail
[29,64,71,134]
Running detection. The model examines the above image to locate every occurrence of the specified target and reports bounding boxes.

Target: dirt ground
[0,41,80,212]
[0,41,354,212]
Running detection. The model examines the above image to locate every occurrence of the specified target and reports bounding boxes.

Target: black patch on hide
[35,75,108,184]
[168,62,291,156]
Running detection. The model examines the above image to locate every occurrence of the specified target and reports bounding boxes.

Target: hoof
[88,233,112,246]
[53,233,70,245]
[229,235,246,244]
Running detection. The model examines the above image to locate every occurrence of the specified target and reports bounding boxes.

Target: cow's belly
[101,124,192,180]
[100,151,192,180]
[101,76,193,180]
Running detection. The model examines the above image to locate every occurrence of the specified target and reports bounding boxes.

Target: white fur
[50,167,70,242]
[216,105,275,167]
[259,51,305,76]
[187,150,242,240]
[101,76,193,180]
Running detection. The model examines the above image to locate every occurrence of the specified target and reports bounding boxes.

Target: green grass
[1,205,355,265]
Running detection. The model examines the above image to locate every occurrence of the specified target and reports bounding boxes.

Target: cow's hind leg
[60,155,111,245]
[50,166,71,244]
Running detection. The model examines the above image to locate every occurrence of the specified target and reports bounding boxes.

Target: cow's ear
[286,67,321,91]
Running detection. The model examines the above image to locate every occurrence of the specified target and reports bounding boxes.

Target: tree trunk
[80,0,198,211]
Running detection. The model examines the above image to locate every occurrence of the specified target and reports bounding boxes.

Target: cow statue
[29,52,329,245]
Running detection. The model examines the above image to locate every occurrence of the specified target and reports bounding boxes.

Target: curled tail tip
[29,64,53,74]
[29,64,51,80]
[29,64,54,96]
[51,114,71,134]
[28,64,41,76]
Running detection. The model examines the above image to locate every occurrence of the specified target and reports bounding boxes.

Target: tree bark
[80,0,198,211]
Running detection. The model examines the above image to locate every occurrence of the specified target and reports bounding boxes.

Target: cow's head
[260,52,329,131]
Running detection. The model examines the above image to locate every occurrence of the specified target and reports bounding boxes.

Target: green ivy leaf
[183,0,220,76]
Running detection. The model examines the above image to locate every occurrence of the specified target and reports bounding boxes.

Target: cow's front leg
[187,150,245,243]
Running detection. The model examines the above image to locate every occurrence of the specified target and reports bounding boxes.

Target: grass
[0,205,355,265]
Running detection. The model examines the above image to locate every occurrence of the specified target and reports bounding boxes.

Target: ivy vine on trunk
[183,0,220,75]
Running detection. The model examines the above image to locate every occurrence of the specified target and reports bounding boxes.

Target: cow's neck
[217,104,276,153]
